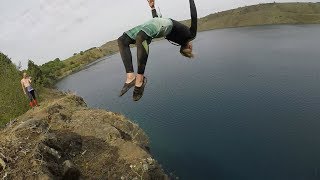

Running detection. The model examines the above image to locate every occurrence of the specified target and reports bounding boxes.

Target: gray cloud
[0,0,316,67]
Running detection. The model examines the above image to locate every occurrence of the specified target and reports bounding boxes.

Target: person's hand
[24,91,27,95]
[148,0,155,9]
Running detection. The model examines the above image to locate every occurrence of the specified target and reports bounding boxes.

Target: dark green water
[57,25,320,180]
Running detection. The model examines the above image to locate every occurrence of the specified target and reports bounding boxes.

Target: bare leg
[125,73,135,83]
[135,74,144,87]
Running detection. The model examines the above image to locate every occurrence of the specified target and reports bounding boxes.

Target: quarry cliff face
[0,91,167,180]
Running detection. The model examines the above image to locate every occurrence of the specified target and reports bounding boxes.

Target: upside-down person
[118,0,197,101]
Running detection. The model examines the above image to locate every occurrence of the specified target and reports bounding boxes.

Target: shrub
[0,52,29,125]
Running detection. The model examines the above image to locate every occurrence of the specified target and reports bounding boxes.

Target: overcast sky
[0,0,316,67]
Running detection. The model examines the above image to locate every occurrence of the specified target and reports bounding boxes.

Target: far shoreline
[41,2,320,87]
[54,23,320,86]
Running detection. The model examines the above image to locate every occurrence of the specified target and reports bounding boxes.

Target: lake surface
[57,25,320,180]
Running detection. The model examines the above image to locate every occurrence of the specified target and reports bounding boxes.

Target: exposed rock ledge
[0,90,168,180]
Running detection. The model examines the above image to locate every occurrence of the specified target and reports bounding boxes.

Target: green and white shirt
[125,17,173,40]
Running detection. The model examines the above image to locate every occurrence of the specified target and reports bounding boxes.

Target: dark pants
[27,90,36,102]
[117,31,152,75]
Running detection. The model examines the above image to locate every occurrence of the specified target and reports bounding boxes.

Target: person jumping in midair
[118,0,197,101]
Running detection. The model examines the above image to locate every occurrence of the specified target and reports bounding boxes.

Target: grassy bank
[1,2,320,124]
[189,2,320,31]
[42,2,320,84]
[0,53,29,125]
[58,40,118,78]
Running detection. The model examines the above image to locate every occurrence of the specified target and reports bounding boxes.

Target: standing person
[118,0,197,101]
[21,72,38,108]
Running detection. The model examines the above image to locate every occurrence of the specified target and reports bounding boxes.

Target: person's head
[180,41,194,58]
[23,72,27,78]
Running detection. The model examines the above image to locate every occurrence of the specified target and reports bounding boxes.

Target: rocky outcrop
[0,91,167,179]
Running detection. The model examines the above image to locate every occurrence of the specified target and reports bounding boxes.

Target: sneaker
[119,78,136,97]
[133,77,147,101]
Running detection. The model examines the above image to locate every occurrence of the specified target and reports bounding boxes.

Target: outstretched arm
[189,0,198,38]
[148,0,158,18]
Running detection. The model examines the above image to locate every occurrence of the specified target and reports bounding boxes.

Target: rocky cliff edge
[0,90,167,180]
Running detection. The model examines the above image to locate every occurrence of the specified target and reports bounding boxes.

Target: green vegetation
[189,2,320,31]
[0,46,117,124]
[1,2,320,124]
[38,58,65,87]
[58,46,111,78]
[0,54,50,125]
[0,44,117,124]
[36,41,118,84]
[0,53,29,125]
[56,40,118,79]
[43,2,320,81]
